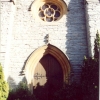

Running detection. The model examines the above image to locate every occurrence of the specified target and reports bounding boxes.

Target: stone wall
[85,0,100,57]
[1,0,88,87]
[0,2,16,82]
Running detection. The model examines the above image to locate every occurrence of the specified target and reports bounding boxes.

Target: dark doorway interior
[33,54,63,100]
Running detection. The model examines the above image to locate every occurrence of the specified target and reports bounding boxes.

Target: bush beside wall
[81,32,100,100]
[0,64,9,100]
[53,83,83,100]
[7,82,37,100]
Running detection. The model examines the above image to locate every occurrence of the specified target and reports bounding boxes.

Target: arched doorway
[33,54,63,100]
[24,44,71,93]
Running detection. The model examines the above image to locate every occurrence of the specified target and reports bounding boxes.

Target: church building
[0,0,100,93]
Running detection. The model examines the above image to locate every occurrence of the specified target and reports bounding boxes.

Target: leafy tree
[81,31,100,100]
[7,82,37,100]
[0,64,9,100]
[94,30,100,60]
[53,83,82,100]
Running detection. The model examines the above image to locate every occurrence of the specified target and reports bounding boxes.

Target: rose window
[38,3,61,22]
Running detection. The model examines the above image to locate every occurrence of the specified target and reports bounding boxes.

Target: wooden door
[33,54,63,100]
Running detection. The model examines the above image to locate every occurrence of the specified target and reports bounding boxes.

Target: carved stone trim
[31,0,67,23]
[24,44,71,93]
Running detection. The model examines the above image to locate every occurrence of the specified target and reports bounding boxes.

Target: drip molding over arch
[24,44,71,92]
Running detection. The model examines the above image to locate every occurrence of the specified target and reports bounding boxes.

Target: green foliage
[0,64,9,100]
[94,31,100,59]
[81,32,99,100]
[53,83,83,100]
[7,82,37,100]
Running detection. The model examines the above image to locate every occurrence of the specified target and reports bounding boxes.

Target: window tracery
[31,0,67,23]
[38,3,61,22]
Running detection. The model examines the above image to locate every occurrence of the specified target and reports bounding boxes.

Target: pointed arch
[24,44,71,92]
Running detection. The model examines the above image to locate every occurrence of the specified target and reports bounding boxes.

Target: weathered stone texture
[85,1,100,56]
[0,2,13,67]
[1,0,89,86]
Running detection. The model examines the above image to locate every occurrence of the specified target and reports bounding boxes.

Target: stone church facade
[0,0,100,90]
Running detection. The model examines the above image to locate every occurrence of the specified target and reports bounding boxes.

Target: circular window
[38,3,61,22]
[31,0,67,23]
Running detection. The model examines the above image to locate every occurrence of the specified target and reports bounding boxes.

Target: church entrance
[33,54,63,100]
[24,44,71,97]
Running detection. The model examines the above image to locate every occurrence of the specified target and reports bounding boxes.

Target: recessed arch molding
[24,44,71,93]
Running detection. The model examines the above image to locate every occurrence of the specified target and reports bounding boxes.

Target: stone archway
[24,44,71,93]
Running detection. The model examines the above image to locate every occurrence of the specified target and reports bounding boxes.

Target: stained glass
[51,4,57,10]
[39,11,45,17]
[46,17,53,22]
[42,4,49,10]
[54,11,60,17]
[39,3,61,22]
[45,8,54,16]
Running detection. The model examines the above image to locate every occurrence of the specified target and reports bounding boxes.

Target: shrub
[53,83,83,100]
[0,64,9,100]
[81,32,100,100]
[7,82,37,100]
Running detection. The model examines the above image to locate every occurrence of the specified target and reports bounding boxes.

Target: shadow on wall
[65,0,88,83]
[18,0,89,87]
[33,78,63,100]
[7,76,17,89]
[7,76,27,89]
[20,33,50,72]
[20,49,36,72]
